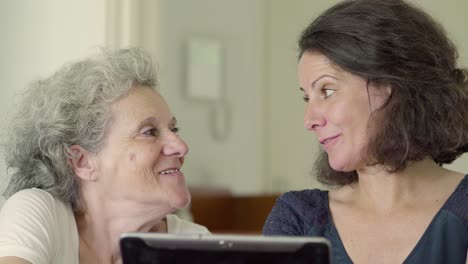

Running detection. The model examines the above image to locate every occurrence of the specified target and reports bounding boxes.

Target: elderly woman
[263,0,467,263]
[0,48,208,264]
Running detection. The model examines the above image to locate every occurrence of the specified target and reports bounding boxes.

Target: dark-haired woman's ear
[382,85,393,104]
[68,145,98,182]
[375,84,392,98]
[384,85,392,97]
[369,84,392,111]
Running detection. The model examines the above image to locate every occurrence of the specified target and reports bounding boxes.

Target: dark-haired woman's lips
[320,134,340,151]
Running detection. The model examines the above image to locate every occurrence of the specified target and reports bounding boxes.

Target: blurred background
[1,0,467,232]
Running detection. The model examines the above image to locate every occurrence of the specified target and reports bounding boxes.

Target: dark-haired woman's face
[298,52,388,172]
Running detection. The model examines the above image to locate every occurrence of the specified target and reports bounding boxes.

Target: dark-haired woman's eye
[322,88,335,98]
[303,96,309,102]
[171,127,180,134]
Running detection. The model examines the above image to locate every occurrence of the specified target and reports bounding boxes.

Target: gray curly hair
[3,47,158,207]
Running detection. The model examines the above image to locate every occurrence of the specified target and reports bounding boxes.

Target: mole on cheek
[129,153,136,161]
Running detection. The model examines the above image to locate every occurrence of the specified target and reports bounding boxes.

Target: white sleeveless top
[0,189,209,264]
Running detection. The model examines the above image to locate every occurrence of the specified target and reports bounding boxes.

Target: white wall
[0,0,106,192]
[155,0,266,195]
[265,0,340,192]
[265,0,468,192]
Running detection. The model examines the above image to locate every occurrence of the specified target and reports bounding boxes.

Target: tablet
[120,233,331,264]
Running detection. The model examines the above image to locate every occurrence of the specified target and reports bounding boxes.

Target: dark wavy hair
[299,0,468,187]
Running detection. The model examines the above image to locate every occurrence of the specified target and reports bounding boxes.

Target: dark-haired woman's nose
[304,102,325,131]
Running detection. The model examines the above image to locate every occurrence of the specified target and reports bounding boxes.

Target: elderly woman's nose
[162,133,188,157]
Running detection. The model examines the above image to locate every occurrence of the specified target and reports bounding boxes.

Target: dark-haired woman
[263,0,468,263]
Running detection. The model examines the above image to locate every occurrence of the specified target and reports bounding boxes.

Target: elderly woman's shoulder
[0,188,71,217]
[0,196,5,209]
[0,188,79,262]
[166,214,210,234]
[3,189,55,206]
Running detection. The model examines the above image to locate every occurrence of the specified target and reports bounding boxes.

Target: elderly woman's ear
[68,145,98,182]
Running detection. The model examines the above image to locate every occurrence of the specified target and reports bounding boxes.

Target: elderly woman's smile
[89,85,191,210]
[0,48,209,264]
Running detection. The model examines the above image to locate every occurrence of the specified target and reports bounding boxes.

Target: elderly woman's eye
[171,127,180,133]
[143,128,158,136]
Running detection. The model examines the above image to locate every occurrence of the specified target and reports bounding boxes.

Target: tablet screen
[120,234,331,264]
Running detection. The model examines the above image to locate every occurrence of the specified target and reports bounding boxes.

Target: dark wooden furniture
[189,187,280,234]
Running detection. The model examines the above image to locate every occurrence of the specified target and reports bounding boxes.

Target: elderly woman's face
[93,86,190,209]
[298,52,388,172]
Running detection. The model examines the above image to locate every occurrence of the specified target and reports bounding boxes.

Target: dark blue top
[263,175,468,263]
